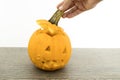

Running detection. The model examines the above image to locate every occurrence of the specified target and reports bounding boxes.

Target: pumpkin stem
[49,10,64,25]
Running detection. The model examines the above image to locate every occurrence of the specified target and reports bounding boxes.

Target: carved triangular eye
[46,46,50,51]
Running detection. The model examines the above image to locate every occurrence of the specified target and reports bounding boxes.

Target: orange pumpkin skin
[28,20,71,71]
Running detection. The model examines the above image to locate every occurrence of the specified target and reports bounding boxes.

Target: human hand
[57,0,102,18]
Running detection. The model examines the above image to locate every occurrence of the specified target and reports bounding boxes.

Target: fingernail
[59,6,63,10]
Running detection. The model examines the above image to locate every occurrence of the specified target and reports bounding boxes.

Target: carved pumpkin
[28,10,71,71]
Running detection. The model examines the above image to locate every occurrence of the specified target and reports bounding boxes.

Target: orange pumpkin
[28,10,72,71]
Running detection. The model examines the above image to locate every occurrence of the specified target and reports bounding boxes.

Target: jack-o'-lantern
[28,10,72,71]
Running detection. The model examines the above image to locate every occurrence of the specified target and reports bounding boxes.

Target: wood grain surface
[0,48,120,80]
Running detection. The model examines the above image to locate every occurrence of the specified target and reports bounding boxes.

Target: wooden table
[0,48,120,80]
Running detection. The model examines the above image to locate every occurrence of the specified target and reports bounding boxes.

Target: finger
[67,9,82,18]
[57,1,64,9]
[58,0,73,11]
[62,3,74,12]
[63,6,83,18]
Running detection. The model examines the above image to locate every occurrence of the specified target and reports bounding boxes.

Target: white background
[0,0,120,48]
